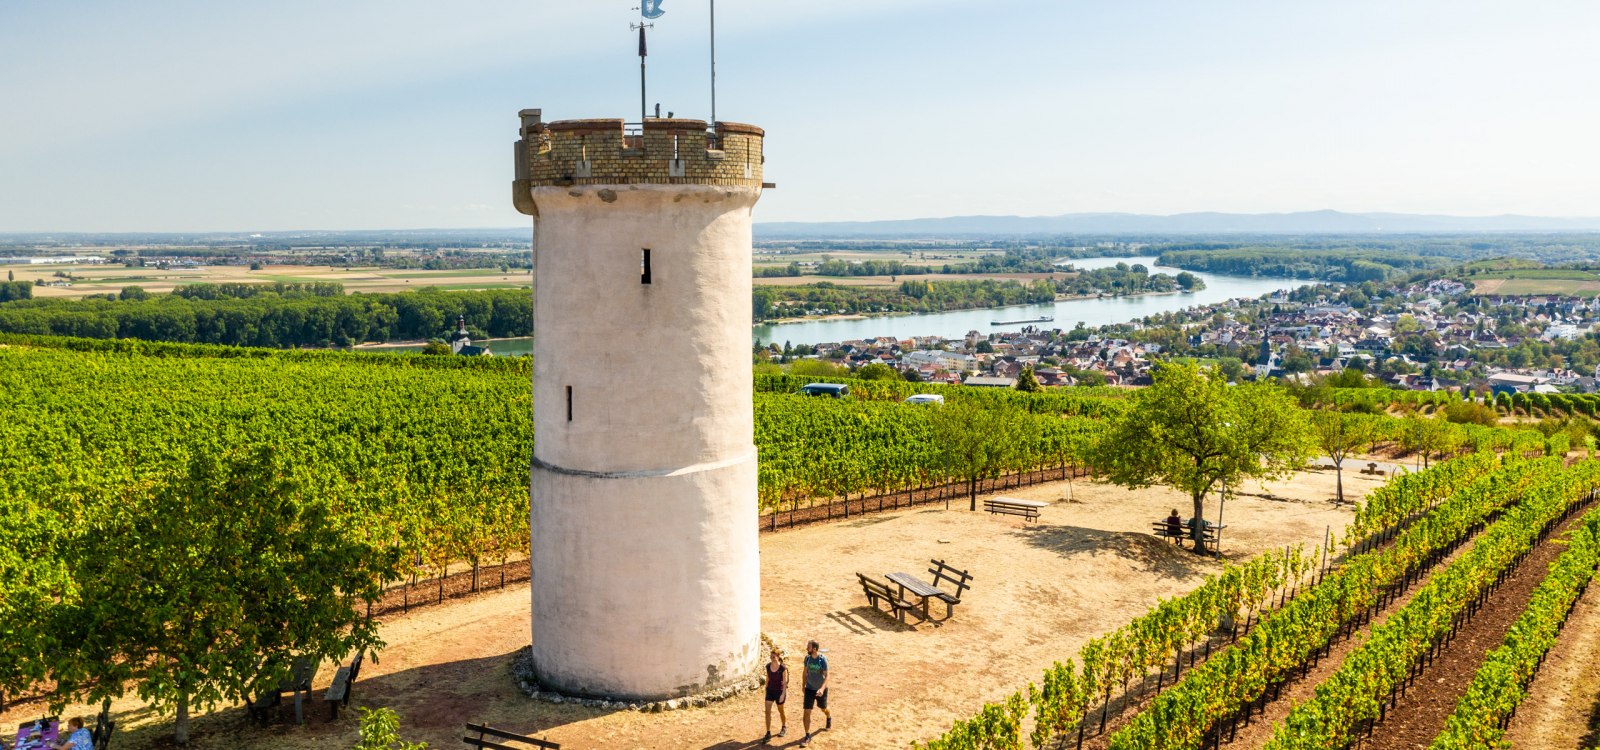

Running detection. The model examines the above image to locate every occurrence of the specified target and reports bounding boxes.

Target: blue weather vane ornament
[641,0,665,20]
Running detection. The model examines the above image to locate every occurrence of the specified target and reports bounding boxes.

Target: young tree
[1016,365,1043,393]
[1312,412,1377,504]
[59,448,400,743]
[1090,362,1313,553]
[931,400,1020,511]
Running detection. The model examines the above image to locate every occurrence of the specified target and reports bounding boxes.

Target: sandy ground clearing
[4,470,1372,750]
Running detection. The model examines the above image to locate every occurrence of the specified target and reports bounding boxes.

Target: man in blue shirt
[800,640,831,746]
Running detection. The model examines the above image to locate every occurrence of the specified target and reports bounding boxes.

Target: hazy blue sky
[2,1,1597,232]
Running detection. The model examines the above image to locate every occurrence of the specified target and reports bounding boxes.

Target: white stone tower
[513,111,767,701]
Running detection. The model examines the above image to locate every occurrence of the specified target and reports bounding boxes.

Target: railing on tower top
[623,122,722,151]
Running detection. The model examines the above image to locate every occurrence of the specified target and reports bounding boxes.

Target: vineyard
[915,452,1600,750]
[3,334,1595,747]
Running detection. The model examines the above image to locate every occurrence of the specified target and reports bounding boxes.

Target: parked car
[903,393,945,405]
[798,383,850,398]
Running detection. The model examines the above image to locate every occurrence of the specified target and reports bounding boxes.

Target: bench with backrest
[323,651,365,720]
[1151,521,1219,546]
[982,497,1045,523]
[463,722,560,749]
[925,559,972,619]
[857,573,921,624]
[90,706,114,750]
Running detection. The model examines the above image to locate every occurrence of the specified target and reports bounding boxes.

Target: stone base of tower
[529,452,762,702]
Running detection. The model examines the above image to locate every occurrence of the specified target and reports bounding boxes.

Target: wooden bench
[857,573,921,624]
[324,651,364,720]
[1360,462,1386,476]
[463,722,560,749]
[91,705,115,750]
[1151,522,1186,544]
[1151,522,1220,547]
[982,497,1047,522]
[919,559,973,620]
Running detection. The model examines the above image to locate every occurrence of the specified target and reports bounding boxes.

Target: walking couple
[763,640,831,746]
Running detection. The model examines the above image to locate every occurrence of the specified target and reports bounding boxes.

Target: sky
[1,0,1598,232]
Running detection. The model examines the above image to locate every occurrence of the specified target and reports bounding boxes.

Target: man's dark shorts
[803,687,829,710]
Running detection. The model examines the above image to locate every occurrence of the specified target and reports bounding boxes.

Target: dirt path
[1506,560,1600,749]
[3,471,1369,750]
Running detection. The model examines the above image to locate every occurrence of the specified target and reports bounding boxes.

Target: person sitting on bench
[1165,508,1183,538]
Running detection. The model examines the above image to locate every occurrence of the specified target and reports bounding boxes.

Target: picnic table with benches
[463,722,560,749]
[982,497,1048,523]
[859,559,973,624]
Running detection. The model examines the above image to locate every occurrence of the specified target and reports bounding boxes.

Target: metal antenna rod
[632,22,653,124]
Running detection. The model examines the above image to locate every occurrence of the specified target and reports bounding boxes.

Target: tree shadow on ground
[1012,524,1216,581]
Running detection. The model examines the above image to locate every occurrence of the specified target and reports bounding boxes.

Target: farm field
[1,470,1365,750]
[5,263,533,298]
[1467,268,1600,297]
[753,271,1068,288]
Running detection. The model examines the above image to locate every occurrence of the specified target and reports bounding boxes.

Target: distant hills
[755,210,1600,238]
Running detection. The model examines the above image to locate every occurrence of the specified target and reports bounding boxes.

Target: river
[750,257,1311,346]
[367,257,1311,354]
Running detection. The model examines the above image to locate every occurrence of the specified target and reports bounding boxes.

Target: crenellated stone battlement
[513,109,764,205]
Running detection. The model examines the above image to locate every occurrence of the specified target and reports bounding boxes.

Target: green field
[1466,267,1600,296]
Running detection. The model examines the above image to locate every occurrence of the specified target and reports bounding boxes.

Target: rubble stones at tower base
[510,646,764,712]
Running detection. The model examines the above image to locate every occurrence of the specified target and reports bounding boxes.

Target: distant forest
[0,284,530,348]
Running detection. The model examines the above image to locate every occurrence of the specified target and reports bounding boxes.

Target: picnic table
[14,718,58,750]
[885,572,942,621]
[983,497,1048,523]
[248,656,319,725]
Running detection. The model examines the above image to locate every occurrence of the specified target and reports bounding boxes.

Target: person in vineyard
[800,640,831,747]
[762,648,789,743]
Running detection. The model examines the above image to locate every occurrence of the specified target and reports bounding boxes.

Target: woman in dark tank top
[763,649,789,742]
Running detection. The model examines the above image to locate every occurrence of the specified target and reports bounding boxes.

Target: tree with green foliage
[1090,362,1314,553]
[420,339,451,356]
[855,362,901,381]
[1016,365,1043,393]
[931,400,1022,511]
[1312,412,1377,504]
[58,449,400,744]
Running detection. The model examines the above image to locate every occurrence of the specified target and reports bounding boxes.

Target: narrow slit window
[566,386,573,422]
[641,248,653,284]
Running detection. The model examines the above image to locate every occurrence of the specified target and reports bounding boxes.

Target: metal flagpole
[710,0,717,125]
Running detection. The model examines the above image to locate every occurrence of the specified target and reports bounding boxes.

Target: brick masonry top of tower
[512,109,765,213]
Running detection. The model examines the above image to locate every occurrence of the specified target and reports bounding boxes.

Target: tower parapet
[514,110,762,211]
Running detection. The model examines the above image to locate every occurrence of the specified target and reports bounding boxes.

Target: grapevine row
[1263,461,1600,750]
[1427,505,1600,749]
[1347,451,1500,543]
[1105,456,1543,750]
[916,545,1315,749]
